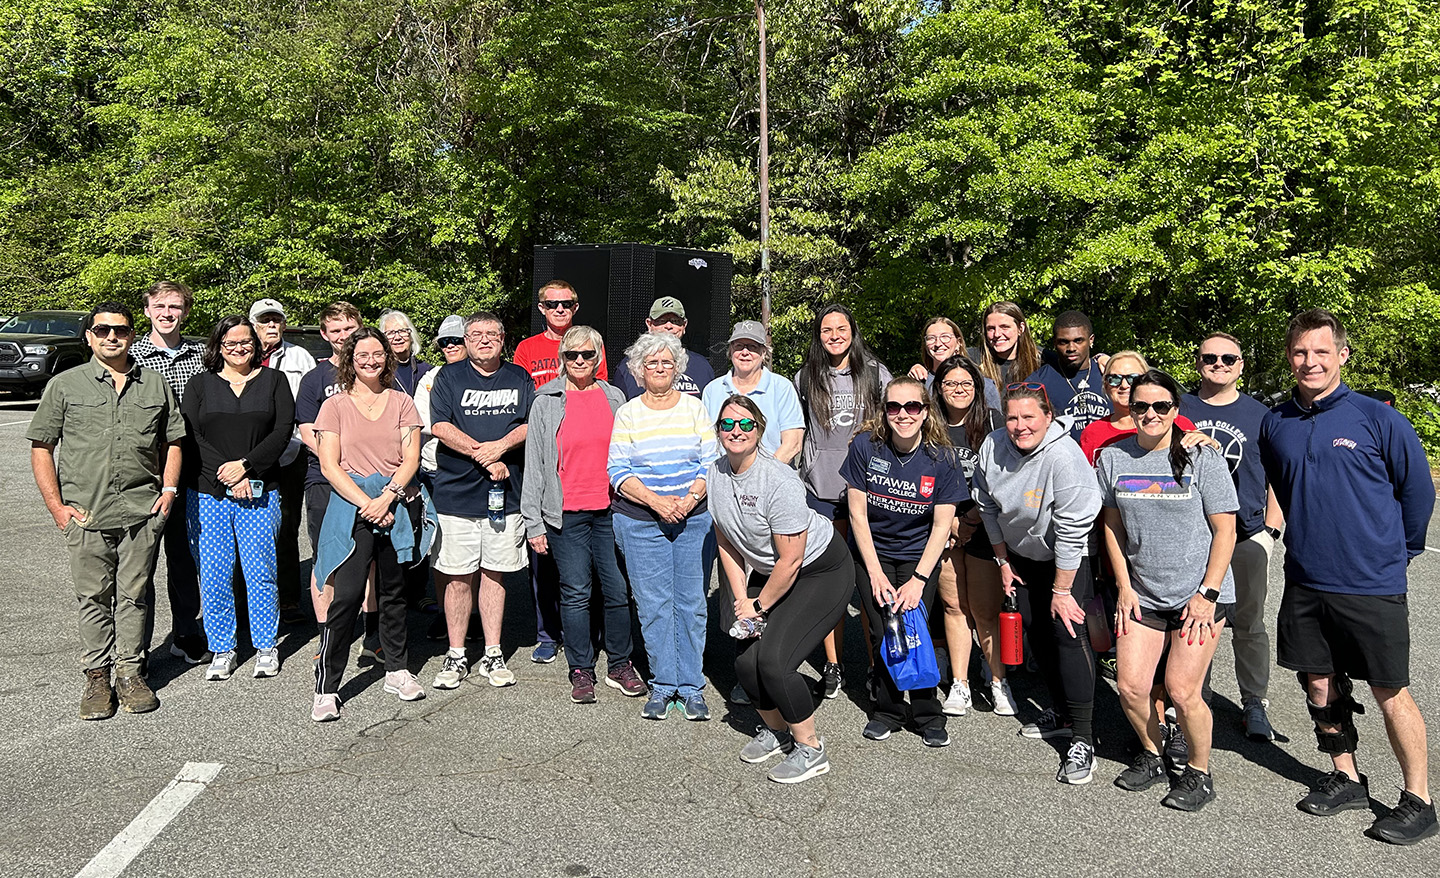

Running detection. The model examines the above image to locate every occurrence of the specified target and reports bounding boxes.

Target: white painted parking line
[0,419,32,428]
[1428,546,1439,553]
[73,762,223,878]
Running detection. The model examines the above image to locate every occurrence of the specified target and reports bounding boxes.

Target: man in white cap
[612,296,715,400]
[249,298,316,624]
[416,315,469,636]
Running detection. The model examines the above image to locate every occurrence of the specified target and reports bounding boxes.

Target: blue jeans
[187,489,282,653]
[613,511,713,698]
[549,510,632,672]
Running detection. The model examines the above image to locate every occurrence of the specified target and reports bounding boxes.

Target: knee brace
[1301,672,1364,755]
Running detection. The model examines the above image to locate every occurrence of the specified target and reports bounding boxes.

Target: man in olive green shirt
[28,302,185,720]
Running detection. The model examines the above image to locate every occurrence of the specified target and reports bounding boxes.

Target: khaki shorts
[432,512,526,575]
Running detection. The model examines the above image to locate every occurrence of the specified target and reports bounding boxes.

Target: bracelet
[385,483,405,496]
[1052,588,1072,597]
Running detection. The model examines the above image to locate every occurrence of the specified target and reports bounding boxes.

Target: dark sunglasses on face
[562,349,598,362]
[1130,399,1177,416]
[88,324,133,339]
[539,300,577,311]
[884,400,927,416]
[437,336,464,348]
[1200,353,1241,366]
[719,417,757,432]
[1105,373,1143,388]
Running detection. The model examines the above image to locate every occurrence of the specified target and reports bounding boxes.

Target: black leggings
[735,538,853,724]
[860,556,944,732]
[316,502,418,695]
[1013,553,1096,745]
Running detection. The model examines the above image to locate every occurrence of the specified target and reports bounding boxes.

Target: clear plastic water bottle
[883,603,908,662]
[728,616,767,640]
[487,481,505,525]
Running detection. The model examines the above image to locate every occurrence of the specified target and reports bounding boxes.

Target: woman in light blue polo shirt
[701,321,805,464]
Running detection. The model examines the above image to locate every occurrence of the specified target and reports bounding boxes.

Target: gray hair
[378,309,421,358]
[560,325,604,354]
[624,331,689,384]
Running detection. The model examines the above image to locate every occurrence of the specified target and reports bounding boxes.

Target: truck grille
[0,342,22,365]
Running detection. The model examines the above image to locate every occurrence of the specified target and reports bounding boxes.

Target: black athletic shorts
[1277,582,1410,689]
[305,482,333,552]
[1137,601,1233,633]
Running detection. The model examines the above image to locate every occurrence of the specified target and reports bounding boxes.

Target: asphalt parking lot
[1,396,1437,877]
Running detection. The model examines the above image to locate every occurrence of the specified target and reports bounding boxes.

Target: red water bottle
[999,591,1023,666]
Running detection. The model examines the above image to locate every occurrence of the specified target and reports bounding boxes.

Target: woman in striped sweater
[607,332,721,721]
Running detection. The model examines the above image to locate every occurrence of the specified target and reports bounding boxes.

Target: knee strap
[1304,673,1364,755]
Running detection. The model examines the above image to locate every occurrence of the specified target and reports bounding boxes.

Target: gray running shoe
[1019,708,1073,740]
[768,738,830,784]
[740,725,794,763]
[252,648,280,678]
[1058,740,1095,785]
[1163,721,1189,771]
[206,651,238,681]
[1242,698,1275,741]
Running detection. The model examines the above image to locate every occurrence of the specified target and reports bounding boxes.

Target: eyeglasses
[924,334,956,345]
[643,360,676,371]
[437,336,464,348]
[562,349,598,362]
[88,324,134,338]
[354,353,387,364]
[220,341,255,352]
[719,417,757,432]
[940,379,975,392]
[383,328,411,337]
[1104,373,1143,388]
[466,331,502,341]
[1200,353,1240,366]
[539,300,577,311]
[1130,400,1177,416]
[885,400,927,416]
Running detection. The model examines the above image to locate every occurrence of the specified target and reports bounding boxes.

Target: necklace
[352,388,385,415]
[1071,359,1093,391]
[893,440,921,466]
[222,369,257,386]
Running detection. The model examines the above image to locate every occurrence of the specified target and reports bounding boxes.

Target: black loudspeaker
[531,244,733,373]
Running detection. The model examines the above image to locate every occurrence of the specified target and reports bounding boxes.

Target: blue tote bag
[883,603,941,691]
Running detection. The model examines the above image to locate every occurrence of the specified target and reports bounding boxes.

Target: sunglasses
[1005,381,1052,406]
[1104,373,1143,388]
[1200,353,1241,366]
[562,349,598,362]
[88,324,134,338]
[437,336,464,348]
[719,417,757,432]
[539,300,577,311]
[1130,400,1177,416]
[884,400,927,416]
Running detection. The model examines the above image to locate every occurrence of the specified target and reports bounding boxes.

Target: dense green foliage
[3,1,1438,448]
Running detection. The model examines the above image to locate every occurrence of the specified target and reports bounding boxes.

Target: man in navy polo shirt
[1260,309,1436,845]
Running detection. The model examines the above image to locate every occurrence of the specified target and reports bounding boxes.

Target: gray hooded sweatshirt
[972,417,1101,570]
[520,376,627,538]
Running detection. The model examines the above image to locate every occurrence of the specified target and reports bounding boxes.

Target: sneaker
[641,692,672,720]
[1019,708,1073,740]
[311,693,341,722]
[1114,750,1166,792]
[1097,653,1118,681]
[531,640,560,663]
[1058,739,1095,785]
[1242,698,1275,742]
[768,737,830,784]
[682,693,711,721]
[383,670,426,701]
[1298,770,1370,816]
[990,679,1018,716]
[922,726,951,748]
[432,653,469,690]
[169,634,210,665]
[1162,766,1217,812]
[79,668,116,721]
[1367,791,1440,846]
[942,680,972,717]
[729,682,751,706]
[819,662,844,699]
[253,648,281,678]
[1162,721,1189,771]
[279,604,307,626]
[740,725,794,763]
[205,651,238,681]
[477,650,516,688]
[570,668,597,704]
[604,661,647,697]
[358,633,383,667]
[425,613,449,641]
[862,719,894,741]
[114,673,159,714]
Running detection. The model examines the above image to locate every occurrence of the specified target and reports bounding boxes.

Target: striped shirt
[607,394,718,522]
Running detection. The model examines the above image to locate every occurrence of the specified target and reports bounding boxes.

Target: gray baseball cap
[727,320,768,347]
[435,314,465,341]
[248,298,286,321]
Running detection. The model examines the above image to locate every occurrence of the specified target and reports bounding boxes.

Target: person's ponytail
[1168,422,1190,485]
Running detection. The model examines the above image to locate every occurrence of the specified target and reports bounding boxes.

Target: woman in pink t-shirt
[520,327,643,705]
[310,327,424,721]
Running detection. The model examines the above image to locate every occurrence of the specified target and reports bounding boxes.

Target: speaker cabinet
[531,244,733,373]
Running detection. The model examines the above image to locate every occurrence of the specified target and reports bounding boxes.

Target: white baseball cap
[248,298,286,321]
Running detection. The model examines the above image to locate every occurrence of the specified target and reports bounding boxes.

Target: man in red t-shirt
[513,279,609,388]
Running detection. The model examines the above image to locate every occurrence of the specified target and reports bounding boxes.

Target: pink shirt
[558,389,615,510]
[314,390,422,479]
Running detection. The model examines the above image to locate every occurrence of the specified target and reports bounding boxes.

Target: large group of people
[27,282,1437,844]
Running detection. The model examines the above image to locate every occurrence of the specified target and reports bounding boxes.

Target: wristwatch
[1197,585,1221,603]
[994,556,1010,568]
[752,598,766,616]
[1264,525,1281,540]
[690,492,703,503]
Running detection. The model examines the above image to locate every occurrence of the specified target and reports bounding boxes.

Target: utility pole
[756,0,771,328]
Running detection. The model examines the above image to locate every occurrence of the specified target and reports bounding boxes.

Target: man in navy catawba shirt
[1260,309,1436,845]
[1029,311,1110,441]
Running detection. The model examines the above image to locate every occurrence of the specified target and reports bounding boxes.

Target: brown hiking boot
[115,672,159,714]
[80,668,116,720]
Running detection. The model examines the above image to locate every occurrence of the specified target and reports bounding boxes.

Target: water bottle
[1000,591,1024,666]
[728,615,767,640]
[487,481,505,525]
[883,603,908,662]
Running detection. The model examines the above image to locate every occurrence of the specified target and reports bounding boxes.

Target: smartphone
[226,479,266,498]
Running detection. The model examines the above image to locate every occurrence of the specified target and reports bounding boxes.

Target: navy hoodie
[1260,383,1434,595]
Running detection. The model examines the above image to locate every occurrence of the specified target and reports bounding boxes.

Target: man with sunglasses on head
[612,296,714,399]
[1029,310,1110,441]
[30,303,186,719]
[1180,332,1284,741]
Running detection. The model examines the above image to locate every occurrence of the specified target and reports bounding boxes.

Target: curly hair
[860,376,953,457]
[335,326,396,391]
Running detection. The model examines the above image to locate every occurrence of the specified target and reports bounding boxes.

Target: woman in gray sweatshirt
[973,383,1103,786]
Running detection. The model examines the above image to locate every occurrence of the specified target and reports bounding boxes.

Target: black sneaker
[1096,653,1118,681]
[1367,791,1439,845]
[1162,766,1217,812]
[1019,708,1074,740]
[1298,770,1370,816]
[169,634,210,665]
[1114,750,1166,792]
[921,726,951,748]
[819,662,844,700]
[862,719,893,741]
[1162,721,1189,771]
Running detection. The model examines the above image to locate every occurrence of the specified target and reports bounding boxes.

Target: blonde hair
[1104,350,1150,375]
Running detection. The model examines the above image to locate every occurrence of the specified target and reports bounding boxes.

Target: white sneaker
[383,669,426,701]
[206,651,238,681]
[942,680,972,717]
[990,679,1017,716]
[477,649,516,687]
[432,653,469,690]
[252,648,280,678]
